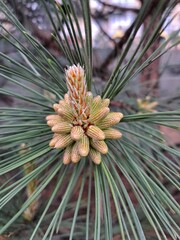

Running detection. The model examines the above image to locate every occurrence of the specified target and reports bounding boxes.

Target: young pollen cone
[90,140,108,154]
[63,145,72,164]
[71,142,81,163]
[55,134,74,149]
[53,103,60,112]
[49,134,62,148]
[47,120,60,127]
[101,98,110,107]
[103,128,122,139]
[97,112,123,129]
[52,122,72,133]
[86,125,105,140]
[58,107,74,122]
[78,135,90,156]
[71,126,84,140]
[91,95,102,109]
[46,115,61,121]
[89,148,101,164]
[89,107,110,123]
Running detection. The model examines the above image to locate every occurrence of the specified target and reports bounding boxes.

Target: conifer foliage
[0,1,179,239]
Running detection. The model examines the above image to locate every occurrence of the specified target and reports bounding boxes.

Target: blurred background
[0,1,180,239]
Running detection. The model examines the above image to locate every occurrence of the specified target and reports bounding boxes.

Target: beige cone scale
[46,64,123,164]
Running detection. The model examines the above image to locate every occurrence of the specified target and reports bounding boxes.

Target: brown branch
[91,13,117,46]
[99,22,135,70]
[29,23,62,56]
[98,0,139,13]
[6,0,63,57]
[99,0,171,71]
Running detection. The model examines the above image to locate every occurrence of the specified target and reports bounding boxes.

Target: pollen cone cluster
[46,64,123,164]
